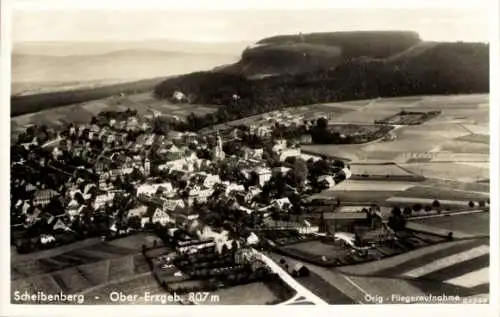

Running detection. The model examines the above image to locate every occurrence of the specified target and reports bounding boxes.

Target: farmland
[375,110,441,125]
[411,213,490,236]
[11,233,160,302]
[301,94,489,182]
[202,282,279,305]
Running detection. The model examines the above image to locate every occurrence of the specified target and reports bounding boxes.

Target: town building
[254,167,272,187]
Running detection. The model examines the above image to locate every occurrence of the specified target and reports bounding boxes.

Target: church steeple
[213,131,225,161]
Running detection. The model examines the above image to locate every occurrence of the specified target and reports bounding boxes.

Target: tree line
[154,42,489,132]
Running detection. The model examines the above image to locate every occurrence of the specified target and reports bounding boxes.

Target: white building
[246,232,260,246]
[279,147,301,162]
[318,175,336,188]
[94,192,116,210]
[142,207,173,227]
[272,197,292,212]
[202,174,221,188]
[137,183,174,196]
[254,167,272,187]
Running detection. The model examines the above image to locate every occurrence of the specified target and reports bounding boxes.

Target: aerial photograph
[9,5,490,306]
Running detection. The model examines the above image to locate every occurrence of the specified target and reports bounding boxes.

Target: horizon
[13,8,490,45]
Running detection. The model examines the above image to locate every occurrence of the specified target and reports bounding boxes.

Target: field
[301,94,489,183]
[411,213,490,236]
[313,179,489,207]
[349,163,419,179]
[282,241,348,265]
[204,282,280,305]
[327,180,417,192]
[11,233,160,302]
[390,185,489,202]
[375,110,440,125]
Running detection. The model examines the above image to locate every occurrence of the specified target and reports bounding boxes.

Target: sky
[12,7,490,43]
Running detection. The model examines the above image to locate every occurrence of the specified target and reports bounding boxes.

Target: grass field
[349,163,416,177]
[314,180,489,206]
[391,185,489,201]
[285,241,346,260]
[328,180,417,192]
[203,282,280,305]
[300,95,488,172]
[399,162,489,183]
[11,233,161,300]
[411,213,490,236]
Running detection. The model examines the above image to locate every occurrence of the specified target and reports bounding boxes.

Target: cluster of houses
[11,107,354,252]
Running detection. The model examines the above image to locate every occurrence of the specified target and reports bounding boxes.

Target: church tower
[144,157,150,177]
[212,131,225,161]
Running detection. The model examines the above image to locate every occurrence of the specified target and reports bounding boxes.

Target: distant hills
[11,31,489,125]
[11,40,247,93]
[12,49,240,85]
[153,31,489,130]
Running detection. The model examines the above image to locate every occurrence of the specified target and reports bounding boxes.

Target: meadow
[11,233,159,300]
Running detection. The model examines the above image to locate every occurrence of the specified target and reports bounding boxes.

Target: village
[11,104,486,303]
[10,105,365,251]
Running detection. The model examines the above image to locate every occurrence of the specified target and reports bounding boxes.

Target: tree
[412,204,422,212]
[128,216,142,230]
[391,206,402,217]
[292,159,309,187]
[468,201,475,208]
[316,117,328,129]
[332,160,345,169]
[432,200,441,208]
[403,207,412,216]
[424,205,432,212]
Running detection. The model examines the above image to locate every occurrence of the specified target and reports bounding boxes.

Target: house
[246,232,260,246]
[254,167,272,187]
[273,166,291,176]
[223,182,246,194]
[33,189,59,206]
[247,187,262,201]
[297,220,320,234]
[137,183,174,197]
[164,198,186,212]
[279,147,301,162]
[52,218,72,232]
[187,186,214,204]
[142,206,173,227]
[127,205,148,218]
[195,226,239,254]
[26,207,42,224]
[318,175,336,188]
[272,197,292,212]
[272,139,288,153]
[201,174,221,188]
[94,192,115,210]
[25,183,37,193]
[355,226,395,246]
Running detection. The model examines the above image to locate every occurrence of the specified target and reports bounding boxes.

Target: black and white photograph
[2,0,498,315]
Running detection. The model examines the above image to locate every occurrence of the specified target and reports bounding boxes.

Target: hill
[257,31,422,58]
[154,39,489,131]
[220,31,421,77]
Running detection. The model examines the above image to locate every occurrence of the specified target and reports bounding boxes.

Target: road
[251,249,328,305]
